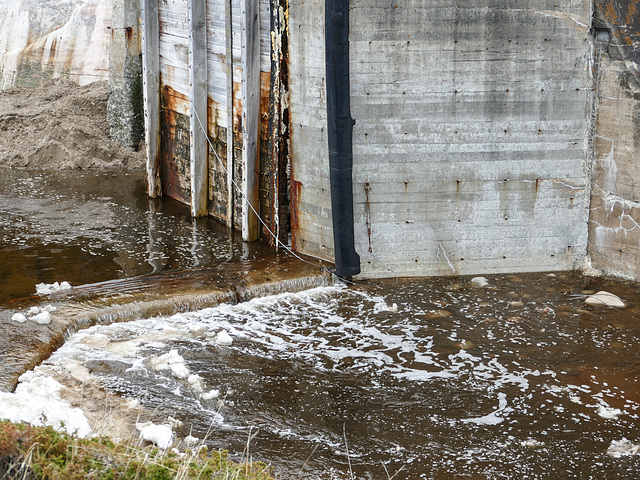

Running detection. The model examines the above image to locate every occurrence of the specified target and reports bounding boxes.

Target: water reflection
[0,169,266,304]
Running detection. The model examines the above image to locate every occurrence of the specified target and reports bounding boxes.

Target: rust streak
[290,179,302,251]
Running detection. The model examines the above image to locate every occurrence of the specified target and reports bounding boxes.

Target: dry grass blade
[343,424,354,480]
[299,443,320,475]
[380,460,406,480]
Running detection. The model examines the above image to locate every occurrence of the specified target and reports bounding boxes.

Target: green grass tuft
[0,421,274,480]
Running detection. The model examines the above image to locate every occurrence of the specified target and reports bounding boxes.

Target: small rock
[471,277,489,287]
[585,291,625,308]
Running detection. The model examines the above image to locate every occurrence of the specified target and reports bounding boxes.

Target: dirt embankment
[0,79,145,169]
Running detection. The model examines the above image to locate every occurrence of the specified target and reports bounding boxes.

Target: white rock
[215,330,233,346]
[585,291,625,308]
[11,313,28,323]
[43,305,57,312]
[471,276,489,287]
[184,435,200,446]
[31,311,52,325]
[27,306,41,316]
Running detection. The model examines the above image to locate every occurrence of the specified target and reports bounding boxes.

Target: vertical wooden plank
[225,0,234,227]
[141,0,161,198]
[188,0,209,217]
[241,0,260,241]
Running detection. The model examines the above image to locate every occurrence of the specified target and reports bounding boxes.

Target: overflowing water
[1,169,640,478]
[14,274,640,479]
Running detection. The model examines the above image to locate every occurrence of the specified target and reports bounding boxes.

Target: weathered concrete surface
[0,0,111,89]
[290,0,594,277]
[587,1,640,281]
[288,0,334,261]
[107,0,144,148]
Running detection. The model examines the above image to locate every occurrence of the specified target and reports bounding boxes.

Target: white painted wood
[241,0,260,241]
[225,0,234,227]
[141,0,161,198]
[188,0,209,217]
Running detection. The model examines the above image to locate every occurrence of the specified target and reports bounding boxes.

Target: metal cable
[191,109,352,284]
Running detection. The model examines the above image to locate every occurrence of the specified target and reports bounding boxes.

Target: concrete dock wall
[289,0,594,277]
[6,0,640,282]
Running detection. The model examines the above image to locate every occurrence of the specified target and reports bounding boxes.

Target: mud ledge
[0,79,145,170]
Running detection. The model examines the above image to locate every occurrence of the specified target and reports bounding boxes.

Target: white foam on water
[35,281,72,295]
[214,329,233,346]
[0,369,91,437]
[462,392,511,425]
[136,422,173,448]
[11,313,27,323]
[607,438,640,458]
[598,405,623,419]
[32,311,52,324]
[7,280,636,477]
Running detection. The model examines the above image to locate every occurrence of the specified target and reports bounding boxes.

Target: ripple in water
[7,274,640,479]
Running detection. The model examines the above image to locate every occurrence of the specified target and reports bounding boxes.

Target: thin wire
[192,108,353,284]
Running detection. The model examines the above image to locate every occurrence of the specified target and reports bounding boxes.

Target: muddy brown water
[2,169,640,479]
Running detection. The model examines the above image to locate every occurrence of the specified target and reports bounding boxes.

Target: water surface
[45,274,640,479]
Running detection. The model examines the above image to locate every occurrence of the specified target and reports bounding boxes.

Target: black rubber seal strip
[325,0,361,277]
